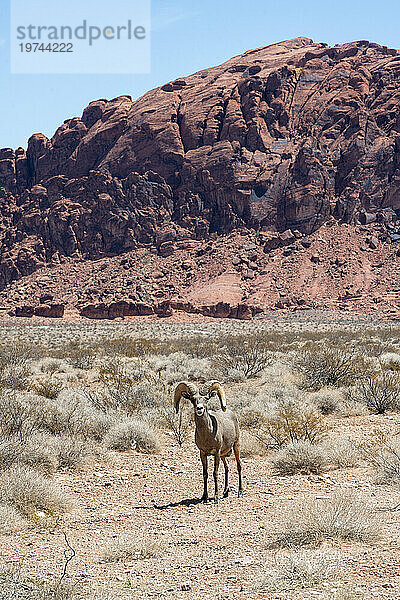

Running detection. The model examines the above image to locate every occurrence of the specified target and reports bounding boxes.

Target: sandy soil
[2,413,400,600]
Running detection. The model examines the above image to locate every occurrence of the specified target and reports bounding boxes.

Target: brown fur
[174,382,243,503]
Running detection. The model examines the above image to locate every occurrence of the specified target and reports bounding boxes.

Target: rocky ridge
[0,37,400,319]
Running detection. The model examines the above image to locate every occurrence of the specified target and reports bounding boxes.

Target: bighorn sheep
[174,381,242,503]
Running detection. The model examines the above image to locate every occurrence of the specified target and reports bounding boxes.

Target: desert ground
[0,312,400,600]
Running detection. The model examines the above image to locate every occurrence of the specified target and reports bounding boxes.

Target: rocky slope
[0,37,399,319]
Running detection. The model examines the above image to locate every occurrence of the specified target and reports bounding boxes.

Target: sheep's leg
[200,451,208,502]
[213,451,221,504]
[222,456,229,498]
[233,441,243,497]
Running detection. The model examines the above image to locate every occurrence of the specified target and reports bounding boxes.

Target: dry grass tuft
[103,534,165,562]
[32,377,64,400]
[271,440,329,475]
[364,440,400,485]
[317,587,367,599]
[254,549,339,592]
[0,465,74,518]
[324,438,361,469]
[105,419,160,453]
[239,430,266,457]
[309,387,345,415]
[0,567,116,599]
[380,352,400,372]
[272,489,377,548]
[0,503,29,535]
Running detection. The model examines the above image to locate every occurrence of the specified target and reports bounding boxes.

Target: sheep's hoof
[223,489,229,498]
[238,490,243,498]
[201,495,209,503]
[214,497,220,505]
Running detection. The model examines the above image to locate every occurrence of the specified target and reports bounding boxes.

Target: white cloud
[152,2,200,32]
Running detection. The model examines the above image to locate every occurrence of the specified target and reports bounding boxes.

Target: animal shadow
[154,497,204,510]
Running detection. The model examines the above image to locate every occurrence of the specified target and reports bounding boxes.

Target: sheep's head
[174,381,227,416]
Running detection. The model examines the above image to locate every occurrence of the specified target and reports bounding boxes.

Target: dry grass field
[0,313,399,599]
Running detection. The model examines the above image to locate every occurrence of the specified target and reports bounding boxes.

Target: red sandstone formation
[0,38,399,319]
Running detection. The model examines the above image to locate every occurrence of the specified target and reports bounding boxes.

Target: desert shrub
[214,335,272,380]
[0,503,28,535]
[318,588,367,600]
[52,435,92,471]
[0,433,59,475]
[158,402,192,447]
[0,390,39,441]
[32,377,63,400]
[0,343,32,391]
[324,438,361,469]
[0,568,117,599]
[55,390,115,440]
[103,534,165,562]
[310,387,344,415]
[254,550,339,592]
[0,431,92,475]
[292,345,373,391]
[348,372,400,414]
[38,358,66,374]
[18,389,115,441]
[178,336,219,359]
[0,342,32,369]
[142,374,193,446]
[0,364,31,391]
[272,489,377,548]
[363,438,400,485]
[98,358,141,412]
[146,352,212,384]
[135,371,196,446]
[239,430,266,457]
[125,382,160,409]
[380,352,400,372]
[272,440,329,475]
[105,419,160,453]
[250,399,328,449]
[101,337,161,358]
[0,465,74,518]
[63,341,96,370]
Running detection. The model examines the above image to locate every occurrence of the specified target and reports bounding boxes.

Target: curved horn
[207,380,227,411]
[174,382,199,413]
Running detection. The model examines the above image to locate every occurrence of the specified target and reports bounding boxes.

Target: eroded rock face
[13,303,64,318]
[1,37,400,292]
[78,299,260,320]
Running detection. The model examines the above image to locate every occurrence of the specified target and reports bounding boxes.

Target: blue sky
[1,0,399,149]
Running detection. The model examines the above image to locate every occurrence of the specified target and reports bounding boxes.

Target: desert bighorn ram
[174,381,243,503]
